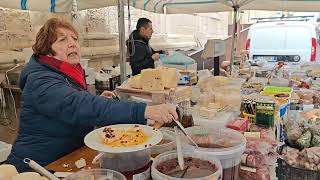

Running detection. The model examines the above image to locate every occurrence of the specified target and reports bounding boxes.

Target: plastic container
[226,118,248,132]
[63,169,126,180]
[151,129,176,157]
[182,126,246,180]
[260,90,291,99]
[152,150,222,180]
[276,158,320,180]
[263,86,293,93]
[193,111,238,127]
[243,113,256,124]
[98,149,150,173]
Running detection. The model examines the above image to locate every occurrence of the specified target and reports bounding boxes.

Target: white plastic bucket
[152,150,222,180]
[182,126,246,180]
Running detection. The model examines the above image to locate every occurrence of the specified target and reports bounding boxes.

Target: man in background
[126,18,165,75]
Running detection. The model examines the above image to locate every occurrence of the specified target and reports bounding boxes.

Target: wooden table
[46,146,98,173]
[46,146,151,180]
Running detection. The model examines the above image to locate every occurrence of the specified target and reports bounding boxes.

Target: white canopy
[1,0,320,13]
[1,0,320,80]
[134,0,320,14]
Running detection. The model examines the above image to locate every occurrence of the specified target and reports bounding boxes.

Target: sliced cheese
[141,69,165,91]
[128,74,142,89]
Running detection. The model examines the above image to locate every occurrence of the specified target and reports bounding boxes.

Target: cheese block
[158,67,178,88]
[0,164,18,180]
[128,74,142,89]
[141,69,165,91]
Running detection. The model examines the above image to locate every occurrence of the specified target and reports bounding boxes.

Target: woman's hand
[144,104,178,126]
[100,91,115,99]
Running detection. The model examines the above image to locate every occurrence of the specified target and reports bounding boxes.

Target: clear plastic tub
[98,149,150,173]
[193,111,238,127]
[151,129,176,157]
[182,126,246,180]
[63,169,126,180]
[152,150,222,180]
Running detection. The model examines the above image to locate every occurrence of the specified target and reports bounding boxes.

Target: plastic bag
[161,52,195,65]
[242,152,277,168]
[239,166,271,180]
[296,131,312,149]
[286,121,304,143]
[312,135,320,147]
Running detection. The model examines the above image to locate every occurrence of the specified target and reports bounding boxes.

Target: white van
[246,21,317,67]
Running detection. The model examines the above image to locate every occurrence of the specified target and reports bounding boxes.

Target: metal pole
[230,6,238,75]
[117,0,127,83]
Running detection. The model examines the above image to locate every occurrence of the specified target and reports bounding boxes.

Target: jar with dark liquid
[165,106,194,128]
[181,107,194,128]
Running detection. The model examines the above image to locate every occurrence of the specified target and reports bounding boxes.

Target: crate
[243,113,256,124]
[277,158,320,180]
[263,86,293,93]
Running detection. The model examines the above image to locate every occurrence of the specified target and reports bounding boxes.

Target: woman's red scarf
[39,55,86,90]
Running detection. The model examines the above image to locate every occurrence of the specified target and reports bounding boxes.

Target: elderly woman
[7,18,177,172]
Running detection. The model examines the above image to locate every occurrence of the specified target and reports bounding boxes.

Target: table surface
[46,146,99,172]
[45,146,150,180]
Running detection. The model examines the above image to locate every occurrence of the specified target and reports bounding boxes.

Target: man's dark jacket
[126,30,163,75]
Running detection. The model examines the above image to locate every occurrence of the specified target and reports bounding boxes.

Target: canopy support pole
[117,0,127,82]
[230,5,239,75]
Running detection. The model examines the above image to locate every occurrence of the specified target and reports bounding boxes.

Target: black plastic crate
[276,158,320,180]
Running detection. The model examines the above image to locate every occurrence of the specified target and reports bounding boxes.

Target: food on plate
[156,157,217,178]
[101,125,148,147]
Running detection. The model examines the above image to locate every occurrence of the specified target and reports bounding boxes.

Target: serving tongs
[174,106,199,148]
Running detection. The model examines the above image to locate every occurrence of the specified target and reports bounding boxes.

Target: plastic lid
[183,126,246,155]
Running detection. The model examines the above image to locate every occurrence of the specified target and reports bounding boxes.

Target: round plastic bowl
[63,169,126,180]
[152,150,222,180]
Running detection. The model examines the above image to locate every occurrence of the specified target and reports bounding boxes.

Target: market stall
[3,1,320,180]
